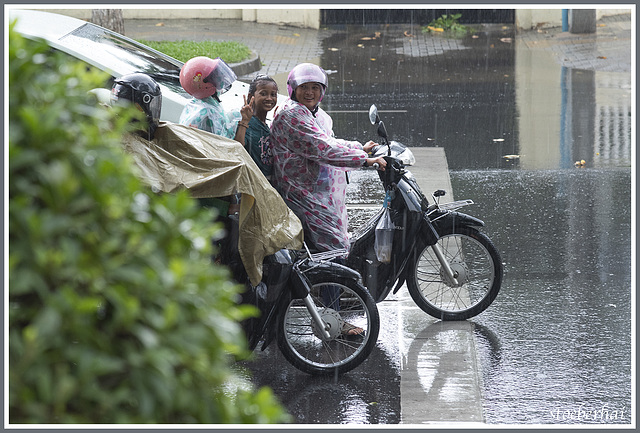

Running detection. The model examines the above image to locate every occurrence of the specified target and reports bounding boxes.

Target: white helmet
[286,63,328,103]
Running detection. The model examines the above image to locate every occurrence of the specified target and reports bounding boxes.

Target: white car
[9,9,282,123]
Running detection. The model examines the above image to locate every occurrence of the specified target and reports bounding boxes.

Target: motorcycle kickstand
[431,243,460,286]
[302,294,332,340]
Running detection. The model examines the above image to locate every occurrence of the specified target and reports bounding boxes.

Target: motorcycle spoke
[416,245,487,310]
[281,283,372,369]
[412,233,495,312]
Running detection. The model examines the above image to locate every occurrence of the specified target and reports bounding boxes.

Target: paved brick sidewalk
[517,13,632,73]
[124,18,335,79]
[124,13,631,78]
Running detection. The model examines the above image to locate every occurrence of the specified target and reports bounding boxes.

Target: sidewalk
[124,17,334,79]
[124,13,632,79]
[518,13,632,73]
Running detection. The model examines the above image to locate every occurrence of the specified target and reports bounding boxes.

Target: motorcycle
[220,217,380,376]
[340,104,503,320]
[122,118,380,376]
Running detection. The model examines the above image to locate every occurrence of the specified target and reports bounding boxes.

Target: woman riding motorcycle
[270,63,386,254]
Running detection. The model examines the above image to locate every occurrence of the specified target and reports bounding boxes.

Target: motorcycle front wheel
[407,225,503,321]
[277,275,379,375]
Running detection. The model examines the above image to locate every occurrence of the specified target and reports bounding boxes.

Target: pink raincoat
[271,99,368,253]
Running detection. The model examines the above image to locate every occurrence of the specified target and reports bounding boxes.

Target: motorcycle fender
[290,267,311,299]
[392,276,406,294]
[421,214,441,246]
[294,261,363,300]
[291,261,362,299]
[432,211,485,231]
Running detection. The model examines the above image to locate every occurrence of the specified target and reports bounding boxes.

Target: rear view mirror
[369,104,379,125]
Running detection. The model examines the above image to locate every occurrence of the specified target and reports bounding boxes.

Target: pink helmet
[179,56,237,99]
[287,63,328,102]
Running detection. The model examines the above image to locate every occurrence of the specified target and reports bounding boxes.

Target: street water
[242,23,633,424]
[452,169,631,424]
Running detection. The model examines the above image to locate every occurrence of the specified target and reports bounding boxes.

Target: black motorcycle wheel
[276,275,380,375]
[407,225,503,321]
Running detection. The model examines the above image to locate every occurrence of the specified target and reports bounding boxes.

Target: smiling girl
[243,75,279,182]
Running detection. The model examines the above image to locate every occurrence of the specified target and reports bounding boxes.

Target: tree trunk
[91,9,124,34]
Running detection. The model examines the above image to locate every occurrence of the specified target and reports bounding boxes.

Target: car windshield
[60,23,187,96]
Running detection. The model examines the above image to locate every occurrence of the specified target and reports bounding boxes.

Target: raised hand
[240,94,253,123]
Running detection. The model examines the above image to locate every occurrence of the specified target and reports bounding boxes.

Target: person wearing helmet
[270,63,387,254]
[111,72,162,140]
[111,72,304,288]
[179,56,252,144]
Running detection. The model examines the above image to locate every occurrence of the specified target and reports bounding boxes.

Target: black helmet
[111,73,162,139]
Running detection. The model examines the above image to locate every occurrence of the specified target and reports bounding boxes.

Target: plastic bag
[374,207,394,263]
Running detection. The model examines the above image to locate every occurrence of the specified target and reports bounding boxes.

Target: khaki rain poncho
[122,122,304,286]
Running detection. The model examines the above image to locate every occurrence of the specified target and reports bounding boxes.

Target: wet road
[237,21,632,425]
[453,168,632,424]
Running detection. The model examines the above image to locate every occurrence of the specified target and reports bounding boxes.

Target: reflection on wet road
[323,24,632,172]
[238,299,402,424]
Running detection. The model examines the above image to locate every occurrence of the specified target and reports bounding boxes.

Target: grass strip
[137,39,252,63]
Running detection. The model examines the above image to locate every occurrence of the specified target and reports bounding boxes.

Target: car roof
[9,9,191,121]
[8,9,285,124]
[9,9,183,80]
[10,9,88,40]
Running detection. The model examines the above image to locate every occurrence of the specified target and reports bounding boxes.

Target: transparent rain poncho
[270,100,368,253]
[178,95,241,139]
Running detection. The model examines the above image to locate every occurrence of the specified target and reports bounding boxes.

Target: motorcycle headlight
[404,170,416,181]
[373,141,416,166]
[398,147,416,166]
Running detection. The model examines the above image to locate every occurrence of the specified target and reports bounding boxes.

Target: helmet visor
[204,58,237,95]
[147,93,162,122]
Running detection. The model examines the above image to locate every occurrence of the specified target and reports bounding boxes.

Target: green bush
[422,13,474,36]
[8,20,289,424]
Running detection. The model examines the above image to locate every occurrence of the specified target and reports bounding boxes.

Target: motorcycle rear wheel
[407,225,503,320]
[277,275,379,375]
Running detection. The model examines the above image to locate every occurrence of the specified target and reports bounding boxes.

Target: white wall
[597,8,633,19]
[40,8,242,20]
[39,8,630,31]
[250,9,321,29]
[515,8,631,30]
[40,8,319,29]
[515,9,562,30]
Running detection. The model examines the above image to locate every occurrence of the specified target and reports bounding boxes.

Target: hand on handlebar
[363,140,379,154]
[367,156,386,171]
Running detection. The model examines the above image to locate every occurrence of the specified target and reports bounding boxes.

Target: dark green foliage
[8,20,289,424]
[422,13,474,36]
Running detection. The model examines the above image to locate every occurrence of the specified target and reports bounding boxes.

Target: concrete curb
[229,51,262,78]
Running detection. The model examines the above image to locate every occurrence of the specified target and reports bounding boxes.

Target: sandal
[341,321,365,336]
